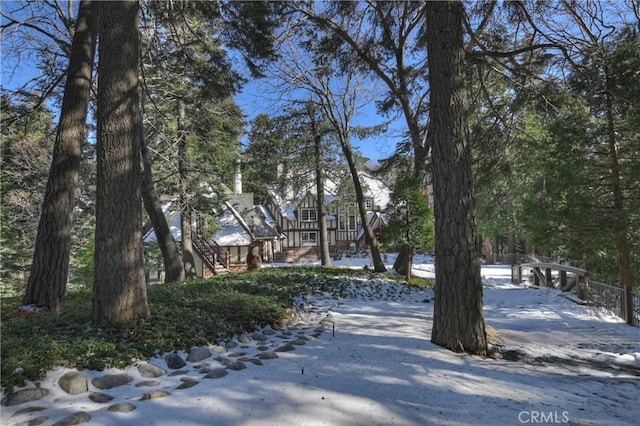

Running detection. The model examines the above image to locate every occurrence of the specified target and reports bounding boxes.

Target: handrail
[191,231,228,272]
[519,262,587,275]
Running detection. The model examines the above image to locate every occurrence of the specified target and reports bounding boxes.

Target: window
[339,213,358,231]
[300,208,317,222]
[364,198,373,210]
[348,214,357,231]
[301,231,318,246]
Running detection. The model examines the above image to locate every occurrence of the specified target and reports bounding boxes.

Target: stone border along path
[1,296,340,426]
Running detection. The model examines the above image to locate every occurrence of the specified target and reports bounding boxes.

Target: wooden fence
[512,262,639,327]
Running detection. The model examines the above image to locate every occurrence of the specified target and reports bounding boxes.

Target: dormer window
[364,198,373,210]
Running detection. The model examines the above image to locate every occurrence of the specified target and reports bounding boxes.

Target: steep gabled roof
[217,194,279,245]
[267,170,389,221]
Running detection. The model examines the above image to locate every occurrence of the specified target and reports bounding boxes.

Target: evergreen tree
[384,175,434,279]
[23,0,96,313]
[93,0,149,325]
[0,95,55,286]
[426,1,487,356]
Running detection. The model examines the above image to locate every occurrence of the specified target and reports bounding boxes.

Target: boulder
[136,362,166,378]
[165,353,186,369]
[140,390,170,401]
[187,346,211,363]
[51,411,90,425]
[58,371,88,395]
[91,374,132,390]
[88,392,113,403]
[107,403,136,413]
[1,388,49,406]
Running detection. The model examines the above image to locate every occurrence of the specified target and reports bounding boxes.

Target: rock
[176,378,198,389]
[167,369,188,377]
[274,344,296,352]
[58,371,88,395]
[216,357,233,367]
[165,353,186,369]
[51,411,91,425]
[140,390,170,401]
[238,335,251,344]
[12,415,48,426]
[485,324,503,347]
[187,346,212,363]
[211,345,227,354]
[226,361,246,371]
[107,403,136,413]
[88,392,113,403]
[290,338,306,346]
[251,332,267,341]
[192,363,208,369]
[203,368,228,379]
[135,380,160,387]
[136,362,166,378]
[257,352,279,360]
[91,374,133,390]
[1,388,49,406]
[225,341,238,349]
[12,406,47,416]
[227,352,246,358]
[257,346,270,351]
[240,357,263,366]
[262,328,276,335]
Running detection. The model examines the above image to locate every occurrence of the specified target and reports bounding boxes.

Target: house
[264,171,391,262]
[143,165,390,277]
[143,163,280,278]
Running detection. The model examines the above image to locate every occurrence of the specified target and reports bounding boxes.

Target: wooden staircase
[191,231,229,275]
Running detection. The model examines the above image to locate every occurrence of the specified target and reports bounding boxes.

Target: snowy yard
[2,256,639,425]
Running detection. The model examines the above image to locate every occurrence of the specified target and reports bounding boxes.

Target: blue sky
[237,78,403,164]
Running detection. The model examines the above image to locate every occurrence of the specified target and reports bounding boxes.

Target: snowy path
[2,264,639,425]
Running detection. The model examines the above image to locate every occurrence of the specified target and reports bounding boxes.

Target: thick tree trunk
[177,99,197,278]
[140,118,185,283]
[426,1,487,355]
[24,0,96,313]
[311,110,331,267]
[93,0,149,325]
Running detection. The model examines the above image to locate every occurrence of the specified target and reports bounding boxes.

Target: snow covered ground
[2,255,639,425]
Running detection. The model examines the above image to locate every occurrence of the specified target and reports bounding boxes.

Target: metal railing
[512,262,639,327]
[586,280,640,327]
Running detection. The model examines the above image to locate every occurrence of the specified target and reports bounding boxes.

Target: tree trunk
[339,133,386,272]
[93,0,149,325]
[140,115,185,283]
[426,1,487,356]
[177,98,197,278]
[604,72,633,325]
[23,0,96,313]
[483,236,495,265]
[311,108,331,267]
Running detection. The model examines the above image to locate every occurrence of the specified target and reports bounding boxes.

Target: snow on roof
[268,171,389,220]
[214,209,252,246]
[143,210,182,243]
[359,173,391,209]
